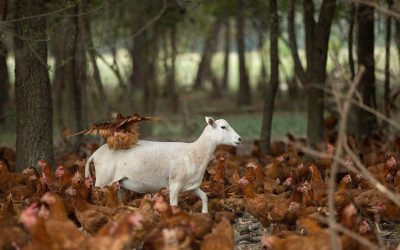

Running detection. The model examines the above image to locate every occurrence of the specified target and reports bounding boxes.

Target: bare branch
[314,215,380,250]
[326,66,364,250]
[350,0,400,20]
[126,0,167,40]
[291,144,400,207]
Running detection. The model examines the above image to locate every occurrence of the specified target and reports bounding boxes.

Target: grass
[0,109,307,146]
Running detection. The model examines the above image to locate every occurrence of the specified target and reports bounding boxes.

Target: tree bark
[303,0,315,71]
[163,25,179,112]
[141,30,159,137]
[193,19,222,90]
[384,0,393,117]
[257,30,267,94]
[63,3,87,147]
[75,2,88,130]
[209,69,222,97]
[288,0,336,145]
[0,0,8,123]
[236,0,251,106]
[222,20,231,91]
[397,21,400,75]
[287,0,307,85]
[348,4,356,80]
[354,4,377,137]
[130,31,147,103]
[14,0,54,170]
[83,3,108,110]
[51,18,71,131]
[260,0,279,154]
[301,0,336,146]
[128,1,148,96]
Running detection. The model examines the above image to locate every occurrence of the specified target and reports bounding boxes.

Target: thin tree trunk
[236,0,251,106]
[222,20,231,91]
[384,0,393,117]
[77,2,88,128]
[83,3,108,110]
[304,0,336,146]
[355,4,377,138]
[130,31,147,103]
[0,0,8,123]
[348,4,356,80]
[193,19,222,90]
[287,0,307,85]
[142,35,159,136]
[260,0,279,154]
[303,0,315,72]
[51,18,70,131]
[164,25,179,112]
[257,30,267,94]
[0,41,8,120]
[0,0,6,19]
[397,21,400,74]
[162,30,170,96]
[209,69,222,97]
[70,3,87,141]
[14,0,54,170]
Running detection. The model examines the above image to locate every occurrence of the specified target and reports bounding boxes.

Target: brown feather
[70,113,159,149]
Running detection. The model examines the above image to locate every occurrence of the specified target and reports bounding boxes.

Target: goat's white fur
[85,117,241,213]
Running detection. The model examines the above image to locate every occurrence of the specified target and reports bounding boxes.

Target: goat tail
[85,155,94,178]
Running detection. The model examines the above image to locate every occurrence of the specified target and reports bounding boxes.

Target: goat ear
[205,116,216,128]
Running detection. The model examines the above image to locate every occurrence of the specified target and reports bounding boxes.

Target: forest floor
[234,212,264,250]
[232,211,400,249]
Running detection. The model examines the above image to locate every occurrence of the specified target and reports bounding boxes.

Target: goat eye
[221,126,226,129]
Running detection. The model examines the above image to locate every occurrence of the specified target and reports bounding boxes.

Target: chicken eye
[221,126,226,129]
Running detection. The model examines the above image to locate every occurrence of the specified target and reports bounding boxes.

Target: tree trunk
[76,2,88,129]
[384,0,393,117]
[209,69,222,97]
[287,0,307,85]
[304,0,336,146]
[164,25,179,112]
[141,30,159,137]
[397,22,400,74]
[83,2,108,111]
[288,0,335,145]
[348,4,356,80]
[0,39,8,122]
[354,5,377,138]
[257,30,268,94]
[236,0,251,106]
[193,19,222,90]
[222,20,231,91]
[0,0,8,123]
[14,0,54,170]
[303,0,315,71]
[51,18,70,131]
[130,31,147,105]
[0,0,6,19]
[65,3,87,147]
[260,0,279,154]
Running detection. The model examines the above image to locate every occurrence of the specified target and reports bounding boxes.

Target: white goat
[85,117,241,213]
